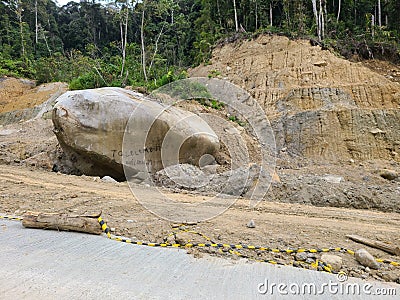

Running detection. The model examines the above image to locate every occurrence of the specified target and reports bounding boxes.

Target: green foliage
[0,54,35,78]
[69,72,104,90]
[1,0,400,88]
[229,115,246,127]
[196,98,224,110]
[207,69,221,78]
[154,78,211,100]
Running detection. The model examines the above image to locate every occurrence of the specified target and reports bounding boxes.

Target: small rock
[307,253,317,259]
[305,258,315,264]
[322,175,344,184]
[369,128,385,135]
[295,252,308,261]
[127,219,134,223]
[321,254,342,272]
[101,176,118,183]
[355,248,380,269]
[166,235,175,245]
[247,220,256,228]
[313,61,328,67]
[378,169,398,181]
[365,267,370,272]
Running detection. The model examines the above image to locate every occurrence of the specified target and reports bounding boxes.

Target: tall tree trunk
[371,14,375,37]
[312,0,320,40]
[148,23,165,74]
[35,0,38,44]
[255,1,258,30]
[216,0,222,27]
[354,0,357,25]
[319,0,325,39]
[141,8,147,82]
[120,1,129,77]
[269,2,273,26]
[378,0,381,27]
[17,5,25,57]
[337,0,341,22]
[233,0,239,32]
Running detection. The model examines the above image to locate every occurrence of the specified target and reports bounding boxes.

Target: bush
[69,72,106,90]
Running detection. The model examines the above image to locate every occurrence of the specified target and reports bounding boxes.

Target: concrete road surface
[0,219,397,299]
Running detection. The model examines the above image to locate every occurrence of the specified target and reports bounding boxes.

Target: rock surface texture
[190,35,400,162]
[52,87,219,180]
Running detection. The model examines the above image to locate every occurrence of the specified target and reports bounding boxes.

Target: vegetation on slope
[0,0,399,90]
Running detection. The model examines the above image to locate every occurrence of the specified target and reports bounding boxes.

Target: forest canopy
[1,0,399,90]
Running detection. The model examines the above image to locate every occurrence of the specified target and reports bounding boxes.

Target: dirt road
[1,165,399,283]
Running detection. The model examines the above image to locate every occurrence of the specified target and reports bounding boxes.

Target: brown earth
[0,165,399,283]
[190,35,400,162]
[0,34,399,284]
[0,77,67,114]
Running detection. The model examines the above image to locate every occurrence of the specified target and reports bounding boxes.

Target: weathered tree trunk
[346,234,400,256]
[337,0,341,22]
[22,211,102,235]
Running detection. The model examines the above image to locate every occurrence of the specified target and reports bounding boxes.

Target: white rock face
[52,87,219,180]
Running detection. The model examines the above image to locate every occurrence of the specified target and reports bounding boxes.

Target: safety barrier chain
[0,215,23,221]
[96,217,400,272]
[1,215,398,272]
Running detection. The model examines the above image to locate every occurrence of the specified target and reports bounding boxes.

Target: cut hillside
[190,35,400,162]
[0,77,68,125]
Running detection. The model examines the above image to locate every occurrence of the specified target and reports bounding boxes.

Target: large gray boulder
[52,87,219,181]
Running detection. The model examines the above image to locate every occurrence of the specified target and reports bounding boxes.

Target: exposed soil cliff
[190,35,400,162]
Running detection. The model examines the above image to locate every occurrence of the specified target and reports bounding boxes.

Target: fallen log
[22,211,102,235]
[346,234,400,256]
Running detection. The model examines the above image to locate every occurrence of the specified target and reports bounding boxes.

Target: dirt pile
[190,35,400,162]
[0,77,68,125]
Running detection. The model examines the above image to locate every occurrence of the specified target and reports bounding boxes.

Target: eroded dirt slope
[190,35,400,162]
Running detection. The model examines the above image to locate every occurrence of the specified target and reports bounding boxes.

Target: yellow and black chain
[1,215,398,271]
[0,215,23,221]
[97,217,399,272]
